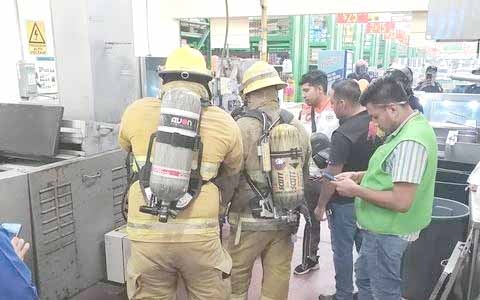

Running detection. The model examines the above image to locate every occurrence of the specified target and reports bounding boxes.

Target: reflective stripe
[200,162,220,180]
[161,107,200,120]
[241,71,279,90]
[127,219,218,231]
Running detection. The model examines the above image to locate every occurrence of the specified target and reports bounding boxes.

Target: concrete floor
[72,219,342,300]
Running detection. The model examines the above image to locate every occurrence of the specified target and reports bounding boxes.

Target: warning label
[27,21,47,55]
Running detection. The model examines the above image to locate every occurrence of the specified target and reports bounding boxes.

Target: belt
[229,213,297,245]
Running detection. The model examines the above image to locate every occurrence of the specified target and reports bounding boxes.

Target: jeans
[355,230,410,300]
[303,177,322,261]
[327,201,363,300]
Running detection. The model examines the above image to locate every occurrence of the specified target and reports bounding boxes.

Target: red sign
[384,30,409,45]
[384,31,396,40]
[396,30,409,45]
[366,22,394,34]
[336,13,369,24]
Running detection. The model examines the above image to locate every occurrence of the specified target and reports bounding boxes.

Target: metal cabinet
[27,150,126,299]
[0,170,34,276]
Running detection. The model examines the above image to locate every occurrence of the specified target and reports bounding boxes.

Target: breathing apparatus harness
[234,108,303,223]
[122,98,213,223]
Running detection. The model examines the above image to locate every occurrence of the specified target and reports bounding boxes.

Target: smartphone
[1,223,22,238]
[322,172,336,181]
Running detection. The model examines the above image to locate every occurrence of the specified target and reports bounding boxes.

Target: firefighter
[384,66,424,113]
[226,61,311,300]
[119,45,243,300]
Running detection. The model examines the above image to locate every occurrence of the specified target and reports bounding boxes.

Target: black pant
[303,177,322,262]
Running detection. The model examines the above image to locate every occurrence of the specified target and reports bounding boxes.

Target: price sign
[336,13,368,24]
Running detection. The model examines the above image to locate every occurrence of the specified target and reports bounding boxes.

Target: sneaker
[293,259,319,275]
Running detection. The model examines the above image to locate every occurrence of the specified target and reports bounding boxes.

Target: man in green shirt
[332,77,438,300]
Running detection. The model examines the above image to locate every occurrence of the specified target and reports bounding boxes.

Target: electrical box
[105,226,131,283]
[17,61,38,99]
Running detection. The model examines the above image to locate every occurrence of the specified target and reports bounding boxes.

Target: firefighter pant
[227,230,294,300]
[304,177,322,262]
[126,238,231,300]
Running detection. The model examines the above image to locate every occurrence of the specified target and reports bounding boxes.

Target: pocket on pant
[126,263,142,299]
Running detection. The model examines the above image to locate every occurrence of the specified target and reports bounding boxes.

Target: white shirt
[298,102,339,139]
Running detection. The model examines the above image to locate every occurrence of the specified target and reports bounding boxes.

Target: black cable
[221,0,229,62]
[216,0,229,108]
[477,39,479,59]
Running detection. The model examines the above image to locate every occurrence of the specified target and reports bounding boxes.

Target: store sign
[396,31,409,45]
[384,30,409,45]
[366,22,394,34]
[317,50,349,84]
[336,13,368,24]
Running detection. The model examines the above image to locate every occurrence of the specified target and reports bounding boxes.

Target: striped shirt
[382,111,427,241]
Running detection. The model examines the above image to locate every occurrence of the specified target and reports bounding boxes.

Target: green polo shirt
[355,113,438,235]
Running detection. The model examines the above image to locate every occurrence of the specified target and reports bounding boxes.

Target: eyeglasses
[374,101,409,108]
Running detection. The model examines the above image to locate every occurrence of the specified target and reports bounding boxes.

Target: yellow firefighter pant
[227,230,294,300]
[127,238,231,300]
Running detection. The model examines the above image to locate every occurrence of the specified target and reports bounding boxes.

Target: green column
[353,24,365,61]
[372,34,381,67]
[291,15,310,102]
[383,39,392,67]
[335,23,343,50]
[327,15,335,50]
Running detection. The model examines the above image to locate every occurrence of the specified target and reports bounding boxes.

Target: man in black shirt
[347,60,372,83]
[385,67,424,113]
[315,80,377,300]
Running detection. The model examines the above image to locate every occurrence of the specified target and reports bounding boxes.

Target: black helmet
[311,132,330,169]
[426,66,438,74]
[384,66,413,92]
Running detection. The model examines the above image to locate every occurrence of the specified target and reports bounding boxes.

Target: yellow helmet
[357,79,370,93]
[158,45,212,82]
[240,61,286,95]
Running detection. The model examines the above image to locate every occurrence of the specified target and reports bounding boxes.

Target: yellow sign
[27,21,47,55]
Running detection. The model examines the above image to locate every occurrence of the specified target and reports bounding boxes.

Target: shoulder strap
[236,109,272,132]
[279,109,294,124]
[310,107,317,133]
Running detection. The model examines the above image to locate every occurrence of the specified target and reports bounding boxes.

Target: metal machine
[0,103,127,300]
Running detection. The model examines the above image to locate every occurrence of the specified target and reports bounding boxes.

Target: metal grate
[38,183,76,255]
[112,165,127,227]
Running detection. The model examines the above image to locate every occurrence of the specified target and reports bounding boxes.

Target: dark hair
[300,70,328,94]
[426,66,438,74]
[332,79,361,103]
[360,77,408,106]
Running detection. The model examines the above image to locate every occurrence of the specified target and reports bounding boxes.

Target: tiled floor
[72,219,340,300]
